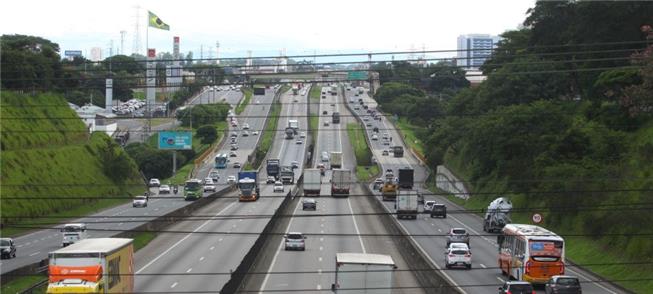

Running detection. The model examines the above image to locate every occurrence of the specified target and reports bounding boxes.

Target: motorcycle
[173,185,179,194]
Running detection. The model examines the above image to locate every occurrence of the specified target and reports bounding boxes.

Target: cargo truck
[238,171,260,201]
[483,197,512,232]
[331,253,395,294]
[285,127,295,139]
[267,159,280,179]
[392,146,404,157]
[303,169,322,197]
[398,168,414,189]
[330,151,342,169]
[280,166,295,184]
[253,87,266,95]
[381,172,398,201]
[396,190,419,219]
[184,179,203,200]
[332,112,340,123]
[47,238,134,293]
[331,169,351,197]
[288,119,299,134]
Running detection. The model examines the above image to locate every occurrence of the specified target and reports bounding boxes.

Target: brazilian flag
[148,11,170,31]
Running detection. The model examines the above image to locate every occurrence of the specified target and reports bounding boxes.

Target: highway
[134,86,310,292]
[0,88,243,275]
[346,85,620,294]
[258,85,423,293]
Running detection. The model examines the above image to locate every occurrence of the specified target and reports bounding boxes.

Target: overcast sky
[1,0,535,61]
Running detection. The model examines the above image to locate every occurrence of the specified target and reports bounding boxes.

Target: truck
[238,171,260,202]
[280,165,295,184]
[267,159,280,179]
[61,223,87,247]
[332,111,340,123]
[398,168,414,189]
[303,169,322,197]
[381,172,398,201]
[288,119,299,134]
[392,146,404,157]
[483,197,513,232]
[253,87,266,95]
[285,127,295,139]
[358,87,364,95]
[331,169,351,197]
[330,151,342,169]
[331,253,395,294]
[47,238,134,293]
[113,128,130,146]
[330,86,338,96]
[184,179,203,200]
[396,190,419,219]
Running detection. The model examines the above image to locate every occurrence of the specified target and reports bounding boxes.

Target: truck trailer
[303,169,322,197]
[392,146,404,157]
[280,166,295,184]
[330,151,343,169]
[398,168,414,189]
[331,169,351,197]
[267,159,280,179]
[238,171,260,201]
[47,238,134,293]
[331,253,395,294]
[396,190,419,219]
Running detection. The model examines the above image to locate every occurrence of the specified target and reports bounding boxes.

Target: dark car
[302,198,317,210]
[545,276,582,294]
[431,204,447,218]
[322,110,328,115]
[499,281,534,294]
[0,238,16,259]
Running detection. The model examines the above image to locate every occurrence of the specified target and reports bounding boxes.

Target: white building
[71,104,117,136]
[456,34,501,69]
[90,47,103,62]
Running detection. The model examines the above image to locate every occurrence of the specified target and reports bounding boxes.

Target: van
[61,223,87,247]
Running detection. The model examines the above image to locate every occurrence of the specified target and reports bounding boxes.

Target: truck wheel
[443,214,446,219]
[467,264,472,270]
[483,223,487,232]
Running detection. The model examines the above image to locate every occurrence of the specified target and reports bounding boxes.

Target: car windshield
[508,284,533,292]
[452,229,466,234]
[135,196,146,200]
[452,250,468,255]
[556,278,580,285]
[287,234,303,239]
[304,199,315,203]
[0,239,10,246]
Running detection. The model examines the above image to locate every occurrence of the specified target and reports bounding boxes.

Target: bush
[196,125,218,144]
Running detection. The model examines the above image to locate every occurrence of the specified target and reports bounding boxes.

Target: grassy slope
[1,92,143,236]
[255,94,282,166]
[346,123,379,181]
[396,117,425,157]
[236,87,252,114]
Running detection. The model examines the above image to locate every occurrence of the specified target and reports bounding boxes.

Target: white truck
[303,169,322,197]
[395,190,419,219]
[330,151,343,169]
[331,253,395,294]
[331,169,351,197]
[288,119,299,134]
[61,223,87,247]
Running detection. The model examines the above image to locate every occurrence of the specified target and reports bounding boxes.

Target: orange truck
[47,238,134,293]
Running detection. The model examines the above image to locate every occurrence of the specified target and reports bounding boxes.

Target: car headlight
[2,248,9,252]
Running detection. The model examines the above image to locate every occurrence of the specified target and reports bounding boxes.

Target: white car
[424,200,436,212]
[273,181,284,192]
[230,151,237,157]
[284,232,306,251]
[233,162,242,168]
[252,131,259,135]
[227,175,237,184]
[444,243,472,269]
[204,183,216,192]
[371,134,379,140]
[321,152,329,162]
[255,101,260,104]
[300,132,306,138]
[209,171,220,182]
[266,176,276,184]
[242,131,249,137]
[291,161,299,169]
[148,178,160,187]
[296,139,303,144]
[159,185,171,194]
[132,196,148,207]
[243,123,250,130]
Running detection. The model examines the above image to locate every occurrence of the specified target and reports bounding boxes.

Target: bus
[215,154,228,169]
[184,179,203,201]
[497,224,565,284]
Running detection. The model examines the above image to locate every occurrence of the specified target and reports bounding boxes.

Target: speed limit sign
[532,213,543,224]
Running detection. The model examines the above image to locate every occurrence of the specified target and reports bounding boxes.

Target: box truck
[331,169,351,197]
[331,253,395,294]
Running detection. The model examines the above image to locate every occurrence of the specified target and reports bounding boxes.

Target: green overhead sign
[347,71,368,80]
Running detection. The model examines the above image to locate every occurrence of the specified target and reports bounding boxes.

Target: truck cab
[238,171,260,202]
[61,223,87,247]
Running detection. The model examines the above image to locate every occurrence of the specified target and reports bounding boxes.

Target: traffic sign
[532,213,543,224]
[347,71,368,80]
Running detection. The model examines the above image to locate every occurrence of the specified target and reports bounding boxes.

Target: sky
[1,0,536,62]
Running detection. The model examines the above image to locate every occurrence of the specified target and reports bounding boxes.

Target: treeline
[373,0,653,267]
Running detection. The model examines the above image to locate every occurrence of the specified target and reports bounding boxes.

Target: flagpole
[145,10,149,56]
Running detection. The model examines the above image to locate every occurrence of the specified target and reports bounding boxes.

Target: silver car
[284,232,306,251]
[133,196,148,207]
[446,228,470,247]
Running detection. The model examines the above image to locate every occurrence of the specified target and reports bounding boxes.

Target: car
[317,163,326,175]
[233,162,242,168]
[321,152,329,162]
[242,131,249,137]
[284,232,306,250]
[330,103,335,106]
[300,132,306,138]
[227,175,237,184]
[498,281,534,294]
[159,185,171,194]
[371,134,379,140]
[252,131,259,135]
[255,100,260,104]
[148,178,160,187]
[231,144,239,151]
[424,201,436,212]
[323,121,330,126]
[295,139,303,144]
[354,106,360,110]
[209,171,220,182]
[363,117,369,121]
[322,95,326,99]
[431,204,447,218]
[132,196,148,208]
[274,181,284,192]
[444,243,472,269]
[291,161,299,169]
[446,228,470,247]
[229,151,237,157]
[267,176,276,184]
[302,198,317,210]
[374,178,384,185]
[386,168,393,174]
[373,127,379,133]
[366,122,372,127]
[0,238,16,259]
[322,110,328,115]
[382,150,389,156]
[355,93,359,96]
[230,138,238,144]
[383,141,390,146]
[230,132,238,138]
[347,88,351,91]
[545,276,582,294]
[204,178,215,185]
[382,133,389,139]
[243,123,250,130]
[203,182,217,192]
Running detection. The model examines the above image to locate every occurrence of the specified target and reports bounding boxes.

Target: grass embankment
[252,98,282,168]
[309,85,322,100]
[396,117,425,158]
[236,87,253,114]
[309,114,319,147]
[0,92,144,237]
[346,123,378,182]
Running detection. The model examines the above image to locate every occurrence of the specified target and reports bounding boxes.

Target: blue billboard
[158,131,192,150]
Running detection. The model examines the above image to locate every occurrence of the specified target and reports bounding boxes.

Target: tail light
[560,262,565,274]
[465,252,471,257]
[525,261,532,274]
[506,291,511,294]
[532,291,536,294]
[448,254,455,257]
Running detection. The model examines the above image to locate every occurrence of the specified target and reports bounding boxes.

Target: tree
[1,34,63,91]
[196,125,218,144]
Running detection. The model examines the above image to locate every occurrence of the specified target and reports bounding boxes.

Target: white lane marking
[317,284,321,290]
[29,251,40,256]
[170,282,178,288]
[210,246,215,250]
[219,238,223,242]
[319,246,323,251]
[199,256,205,261]
[496,277,504,283]
[136,201,237,274]
[259,196,303,291]
[319,237,324,242]
[480,264,487,269]
[186,268,192,273]
[318,269,322,275]
[347,197,366,253]
[318,257,322,262]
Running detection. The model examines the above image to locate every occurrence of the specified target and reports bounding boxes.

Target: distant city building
[456,34,501,69]
[90,47,103,61]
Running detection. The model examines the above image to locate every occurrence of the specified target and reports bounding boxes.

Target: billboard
[158,131,192,150]
[64,50,83,58]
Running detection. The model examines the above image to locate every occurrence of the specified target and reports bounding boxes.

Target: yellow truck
[381,173,398,201]
[47,238,134,293]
